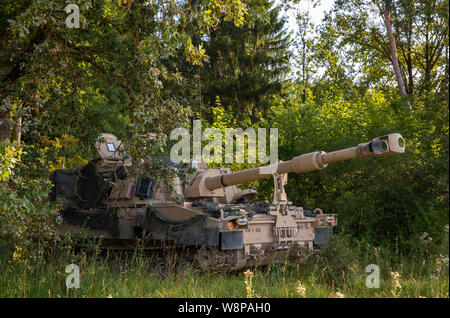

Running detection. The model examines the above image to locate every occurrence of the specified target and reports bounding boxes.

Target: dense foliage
[0,0,448,267]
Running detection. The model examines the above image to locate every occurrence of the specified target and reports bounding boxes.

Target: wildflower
[244,269,255,298]
[374,247,380,254]
[390,271,400,280]
[245,282,252,296]
[13,246,24,262]
[436,258,442,274]
[444,224,449,233]
[335,291,345,298]
[438,254,449,266]
[107,294,113,298]
[296,281,306,296]
[244,269,254,279]
[390,271,402,289]
[419,232,429,240]
[419,232,432,244]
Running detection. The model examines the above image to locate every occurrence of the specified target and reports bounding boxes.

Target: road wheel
[154,258,168,278]
[176,259,193,277]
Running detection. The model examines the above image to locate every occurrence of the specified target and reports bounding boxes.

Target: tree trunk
[0,26,47,144]
[0,108,11,144]
[302,41,307,103]
[12,116,22,146]
[384,10,412,110]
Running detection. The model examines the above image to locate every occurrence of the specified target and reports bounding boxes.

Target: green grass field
[0,234,448,298]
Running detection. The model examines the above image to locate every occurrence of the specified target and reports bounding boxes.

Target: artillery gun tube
[205,166,266,190]
[205,151,327,190]
[204,133,405,191]
[320,142,372,165]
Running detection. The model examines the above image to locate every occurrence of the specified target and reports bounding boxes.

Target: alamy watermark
[170,120,278,166]
[64,4,80,29]
[365,264,380,288]
[65,264,80,289]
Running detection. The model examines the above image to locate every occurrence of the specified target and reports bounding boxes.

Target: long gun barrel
[205,133,405,191]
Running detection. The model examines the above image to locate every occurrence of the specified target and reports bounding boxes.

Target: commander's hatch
[95,133,132,173]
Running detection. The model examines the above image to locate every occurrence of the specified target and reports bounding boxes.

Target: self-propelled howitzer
[52,133,405,272]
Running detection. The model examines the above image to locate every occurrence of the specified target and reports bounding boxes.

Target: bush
[0,143,20,182]
[0,178,59,263]
[311,233,361,287]
[0,142,60,263]
[267,87,448,252]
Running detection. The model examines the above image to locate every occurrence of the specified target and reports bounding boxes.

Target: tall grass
[0,229,447,298]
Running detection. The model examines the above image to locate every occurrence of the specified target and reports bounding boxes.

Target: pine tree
[199,0,291,124]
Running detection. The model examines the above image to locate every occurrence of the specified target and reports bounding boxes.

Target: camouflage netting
[59,208,120,237]
[192,201,270,218]
[142,206,217,247]
[314,228,333,245]
[50,160,110,209]
[149,156,188,169]
[303,209,318,217]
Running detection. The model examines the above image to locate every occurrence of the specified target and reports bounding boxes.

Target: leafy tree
[0,0,250,262]
[0,0,249,149]
[324,0,448,102]
[292,0,320,102]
